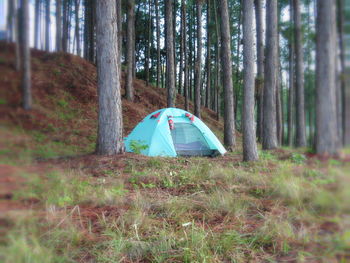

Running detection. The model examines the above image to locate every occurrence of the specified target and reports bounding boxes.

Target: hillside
[0,42,349,263]
[0,41,223,158]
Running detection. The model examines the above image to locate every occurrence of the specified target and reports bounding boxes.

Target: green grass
[1,125,349,262]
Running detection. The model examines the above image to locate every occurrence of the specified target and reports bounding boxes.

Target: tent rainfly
[124,108,226,157]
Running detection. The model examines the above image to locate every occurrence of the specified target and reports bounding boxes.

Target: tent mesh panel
[170,123,215,156]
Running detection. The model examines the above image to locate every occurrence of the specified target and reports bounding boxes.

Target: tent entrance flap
[170,123,215,156]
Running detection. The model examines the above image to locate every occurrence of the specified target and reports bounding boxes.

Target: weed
[129,140,149,154]
[0,97,7,105]
[290,153,307,164]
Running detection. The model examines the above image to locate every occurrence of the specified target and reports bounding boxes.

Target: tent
[124,108,226,157]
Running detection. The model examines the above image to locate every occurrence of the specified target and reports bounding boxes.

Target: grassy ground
[0,124,349,262]
[0,42,349,262]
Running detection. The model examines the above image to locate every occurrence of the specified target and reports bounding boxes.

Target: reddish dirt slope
[0,41,223,141]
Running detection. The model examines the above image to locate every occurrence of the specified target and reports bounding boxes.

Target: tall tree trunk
[205,0,211,108]
[337,0,346,145]
[20,0,32,110]
[288,2,295,147]
[95,0,123,155]
[116,0,122,69]
[276,9,283,146]
[145,0,152,86]
[181,0,189,111]
[293,0,307,147]
[254,0,264,141]
[75,0,81,56]
[56,0,62,51]
[62,0,68,52]
[125,0,135,101]
[234,2,242,122]
[165,0,176,107]
[242,0,258,161]
[34,0,40,48]
[262,0,278,150]
[194,1,202,118]
[15,0,21,71]
[219,0,235,149]
[315,0,339,155]
[214,0,220,120]
[89,0,95,62]
[178,1,184,96]
[45,0,51,52]
[7,0,15,42]
[155,0,161,89]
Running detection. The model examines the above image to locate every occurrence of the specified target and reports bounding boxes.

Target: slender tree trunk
[262,0,278,150]
[155,0,161,89]
[315,0,339,155]
[234,2,242,121]
[62,0,68,52]
[116,0,122,69]
[293,0,307,147]
[7,0,15,42]
[89,0,95,62]
[337,0,346,145]
[214,0,220,120]
[125,0,135,101]
[178,1,184,96]
[181,0,189,111]
[288,4,295,147]
[276,11,283,146]
[45,0,51,52]
[145,0,152,86]
[56,0,62,51]
[219,0,235,149]
[165,0,176,107]
[34,0,40,48]
[20,0,32,110]
[15,0,21,71]
[96,0,123,155]
[243,0,258,161]
[74,0,81,56]
[194,1,202,118]
[254,0,264,141]
[205,0,211,108]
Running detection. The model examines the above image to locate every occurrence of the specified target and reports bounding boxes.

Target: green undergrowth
[1,147,349,262]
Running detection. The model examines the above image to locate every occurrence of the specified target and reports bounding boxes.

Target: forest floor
[0,41,349,262]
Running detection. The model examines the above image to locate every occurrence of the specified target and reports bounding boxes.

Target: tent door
[170,123,215,156]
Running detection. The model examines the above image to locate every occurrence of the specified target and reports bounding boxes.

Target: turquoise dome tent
[124,108,226,157]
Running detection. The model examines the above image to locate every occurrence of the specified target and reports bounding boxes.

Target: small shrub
[130,140,149,154]
[290,153,307,164]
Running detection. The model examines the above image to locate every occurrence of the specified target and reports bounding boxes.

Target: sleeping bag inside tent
[124,108,226,157]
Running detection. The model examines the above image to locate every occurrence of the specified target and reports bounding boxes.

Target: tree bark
[262,0,278,150]
[155,0,161,89]
[56,0,62,51]
[34,0,40,48]
[254,0,264,142]
[315,0,339,155]
[242,0,258,161]
[7,0,15,42]
[194,0,202,118]
[125,0,135,101]
[182,0,189,111]
[74,0,81,56]
[45,0,51,52]
[62,0,68,52]
[145,0,152,86]
[95,0,123,155]
[15,0,21,71]
[20,0,32,110]
[116,0,122,63]
[293,0,307,147]
[205,0,211,108]
[165,0,176,107]
[288,1,295,147]
[219,0,235,149]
